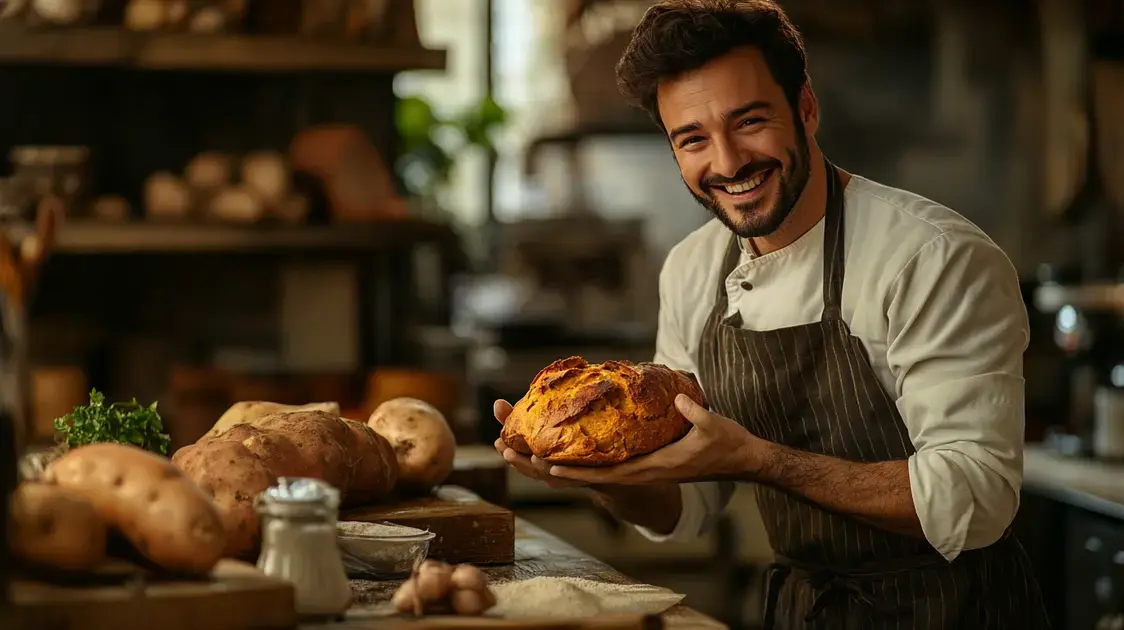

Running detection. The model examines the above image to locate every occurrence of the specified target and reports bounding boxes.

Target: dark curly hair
[615,0,808,129]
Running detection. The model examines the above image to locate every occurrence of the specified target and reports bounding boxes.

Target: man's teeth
[722,171,768,194]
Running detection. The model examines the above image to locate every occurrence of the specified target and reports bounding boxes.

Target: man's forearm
[587,483,682,535]
[747,441,925,538]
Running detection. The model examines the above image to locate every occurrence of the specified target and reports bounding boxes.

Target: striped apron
[696,159,1050,629]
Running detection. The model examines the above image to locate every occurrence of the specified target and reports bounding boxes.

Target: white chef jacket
[637,173,1029,562]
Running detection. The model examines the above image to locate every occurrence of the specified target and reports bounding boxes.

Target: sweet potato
[10,482,108,571]
[207,400,341,439]
[340,418,398,506]
[253,410,353,493]
[367,397,455,492]
[171,439,275,560]
[169,409,398,558]
[44,443,226,575]
[208,423,315,480]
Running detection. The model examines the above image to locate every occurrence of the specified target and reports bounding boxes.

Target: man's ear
[799,81,819,136]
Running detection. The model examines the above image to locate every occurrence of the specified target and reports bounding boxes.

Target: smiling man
[492,1,1050,628]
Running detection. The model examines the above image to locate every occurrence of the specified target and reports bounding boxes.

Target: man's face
[657,47,814,239]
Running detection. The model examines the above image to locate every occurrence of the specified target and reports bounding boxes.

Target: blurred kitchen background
[3,0,1124,628]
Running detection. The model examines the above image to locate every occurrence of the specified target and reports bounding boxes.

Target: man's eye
[679,136,703,148]
[740,117,765,128]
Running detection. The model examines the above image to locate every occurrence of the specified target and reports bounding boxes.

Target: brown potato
[44,443,226,575]
[340,418,398,507]
[10,482,108,571]
[253,410,352,493]
[173,409,400,555]
[206,400,340,439]
[367,398,455,492]
[206,423,313,480]
[171,439,275,560]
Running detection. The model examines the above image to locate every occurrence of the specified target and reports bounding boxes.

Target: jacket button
[740,281,753,291]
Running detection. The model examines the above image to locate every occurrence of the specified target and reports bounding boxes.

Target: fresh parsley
[53,389,172,455]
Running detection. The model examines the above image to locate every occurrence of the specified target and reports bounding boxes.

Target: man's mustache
[702,159,781,187]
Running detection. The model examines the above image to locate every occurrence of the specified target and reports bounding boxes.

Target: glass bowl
[336,521,435,579]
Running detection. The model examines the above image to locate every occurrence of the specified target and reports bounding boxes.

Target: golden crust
[501,356,707,466]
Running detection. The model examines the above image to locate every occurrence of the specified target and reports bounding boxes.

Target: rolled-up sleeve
[886,230,1029,562]
[635,244,733,542]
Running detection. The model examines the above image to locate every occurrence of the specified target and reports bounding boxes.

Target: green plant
[395,95,507,202]
[53,389,171,455]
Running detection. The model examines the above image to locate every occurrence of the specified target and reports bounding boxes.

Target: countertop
[316,518,726,629]
[1023,444,1124,520]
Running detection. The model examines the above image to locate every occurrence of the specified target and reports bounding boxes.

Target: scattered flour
[487,576,685,619]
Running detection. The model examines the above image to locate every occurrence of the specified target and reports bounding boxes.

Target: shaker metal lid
[261,477,341,509]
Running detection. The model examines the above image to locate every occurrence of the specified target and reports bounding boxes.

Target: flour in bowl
[336,521,426,538]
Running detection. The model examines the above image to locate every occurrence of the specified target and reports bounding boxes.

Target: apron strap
[713,231,742,322]
[713,157,847,323]
[821,157,847,321]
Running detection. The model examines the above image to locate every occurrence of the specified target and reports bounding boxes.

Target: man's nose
[711,135,745,179]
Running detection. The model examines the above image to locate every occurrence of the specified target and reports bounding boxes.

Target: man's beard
[686,123,812,239]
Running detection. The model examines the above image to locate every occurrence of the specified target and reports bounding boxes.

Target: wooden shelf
[135,33,447,72]
[19,219,461,254]
[0,27,446,72]
[0,26,131,65]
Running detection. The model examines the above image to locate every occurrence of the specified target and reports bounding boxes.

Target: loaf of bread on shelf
[500,357,707,466]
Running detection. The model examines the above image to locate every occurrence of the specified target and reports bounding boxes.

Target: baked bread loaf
[501,357,707,466]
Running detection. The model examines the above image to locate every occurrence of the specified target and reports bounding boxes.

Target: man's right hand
[492,399,587,490]
[491,398,683,536]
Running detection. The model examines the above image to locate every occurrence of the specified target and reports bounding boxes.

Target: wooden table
[320,518,726,629]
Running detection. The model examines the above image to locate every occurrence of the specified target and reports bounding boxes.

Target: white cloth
[636,174,1029,562]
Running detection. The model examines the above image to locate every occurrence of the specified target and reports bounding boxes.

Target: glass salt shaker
[255,477,353,621]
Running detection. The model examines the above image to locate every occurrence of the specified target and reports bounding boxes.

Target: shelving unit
[0,26,447,72]
[0,16,461,422]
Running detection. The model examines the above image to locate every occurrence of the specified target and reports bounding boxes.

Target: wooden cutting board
[341,486,515,565]
[367,613,663,629]
[10,560,297,630]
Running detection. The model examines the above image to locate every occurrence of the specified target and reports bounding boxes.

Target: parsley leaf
[53,389,172,455]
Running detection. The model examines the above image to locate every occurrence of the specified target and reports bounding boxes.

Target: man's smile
[709,167,777,203]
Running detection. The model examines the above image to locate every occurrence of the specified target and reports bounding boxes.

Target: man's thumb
[674,394,710,425]
[494,399,513,425]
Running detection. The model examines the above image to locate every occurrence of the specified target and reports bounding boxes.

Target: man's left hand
[547,394,762,485]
